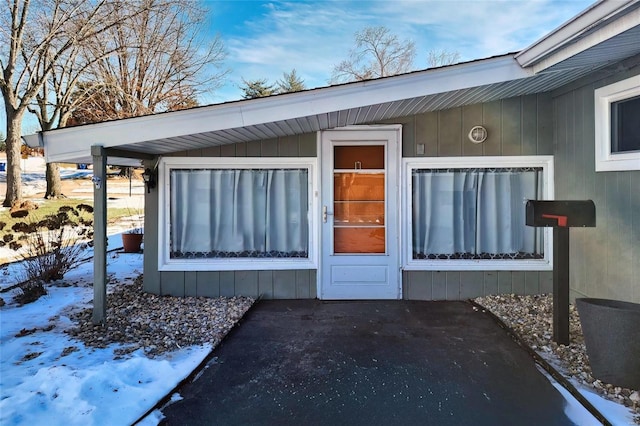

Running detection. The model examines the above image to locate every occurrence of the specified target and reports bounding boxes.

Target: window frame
[158,157,318,271]
[594,75,640,172]
[402,156,554,271]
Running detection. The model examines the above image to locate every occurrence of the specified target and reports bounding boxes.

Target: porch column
[91,145,108,325]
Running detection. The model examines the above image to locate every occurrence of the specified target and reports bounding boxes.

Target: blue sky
[204,0,594,103]
[2,0,594,135]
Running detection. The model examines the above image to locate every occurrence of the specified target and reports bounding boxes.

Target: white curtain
[412,168,543,259]
[170,169,308,258]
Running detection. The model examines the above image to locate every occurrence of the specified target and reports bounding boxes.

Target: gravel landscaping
[474,294,639,422]
[65,275,254,358]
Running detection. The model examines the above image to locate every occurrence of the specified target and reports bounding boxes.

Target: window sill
[403,259,552,271]
[159,258,317,272]
[595,152,640,172]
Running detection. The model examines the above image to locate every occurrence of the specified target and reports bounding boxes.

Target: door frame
[316,125,403,299]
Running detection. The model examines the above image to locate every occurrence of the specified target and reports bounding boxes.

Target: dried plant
[7,206,93,304]
[124,205,144,235]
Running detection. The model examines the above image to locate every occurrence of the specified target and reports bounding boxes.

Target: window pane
[333,171,385,254]
[611,96,640,153]
[412,168,544,260]
[170,169,308,259]
[334,146,384,169]
[334,227,385,253]
[334,173,384,201]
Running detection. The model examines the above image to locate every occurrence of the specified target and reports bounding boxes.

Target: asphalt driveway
[160,300,577,425]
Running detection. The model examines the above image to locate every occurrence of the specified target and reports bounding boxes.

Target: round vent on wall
[468,126,488,144]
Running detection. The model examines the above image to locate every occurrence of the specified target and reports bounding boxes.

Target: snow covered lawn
[0,253,213,426]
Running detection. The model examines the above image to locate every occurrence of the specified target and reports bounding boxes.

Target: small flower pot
[576,298,640,390]
[122,233,143,253]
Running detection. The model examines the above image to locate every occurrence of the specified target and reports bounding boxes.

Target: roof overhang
[26,55,533,165]
[24,0,640,166]
[516,0,640,73]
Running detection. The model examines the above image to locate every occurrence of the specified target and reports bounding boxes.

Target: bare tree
[427,49,461,68]
[0,0,133,207]
[330,26,416,84]
[27,30,124,198]
[69,0,227,124]
[276,69,305,94]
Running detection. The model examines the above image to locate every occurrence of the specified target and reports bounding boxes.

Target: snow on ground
[0,252,212,426]
[538,367,636,425]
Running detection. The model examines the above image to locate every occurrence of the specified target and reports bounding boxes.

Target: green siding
[142,159,161,295]
[145,94,558,300]
[552,60,640,303]
[403,93,554,300]
[197,272,220,297]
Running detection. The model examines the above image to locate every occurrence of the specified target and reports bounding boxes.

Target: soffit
[80,63,605,164]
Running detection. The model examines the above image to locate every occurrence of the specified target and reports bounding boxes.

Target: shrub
[14,280,47,305]
[19,225,88,282]
[7,205,93,303]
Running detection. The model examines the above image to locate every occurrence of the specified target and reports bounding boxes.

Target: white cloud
[214,0,593,102]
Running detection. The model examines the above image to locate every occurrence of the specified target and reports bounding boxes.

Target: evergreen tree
[276,69,306,93]
[240,78,276,99]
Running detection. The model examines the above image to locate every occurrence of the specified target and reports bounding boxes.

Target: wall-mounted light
[91,176,102,189]
[141,168,156,193]
[468,125,488,144]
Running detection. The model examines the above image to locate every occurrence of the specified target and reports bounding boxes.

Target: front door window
[333,145,385,254]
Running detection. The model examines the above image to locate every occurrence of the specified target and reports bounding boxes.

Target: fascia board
[238,57,530,124]
[530,7,640,74]
[36,55,529,162]
[22,134,41,148]
[516,0,640,69]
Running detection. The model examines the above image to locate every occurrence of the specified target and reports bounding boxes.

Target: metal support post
[553,227,570,345]
[91,145,107,325]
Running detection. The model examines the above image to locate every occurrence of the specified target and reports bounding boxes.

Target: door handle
[323,205,333,223]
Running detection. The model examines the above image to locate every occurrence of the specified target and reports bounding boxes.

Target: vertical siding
[553,64,640,303]
[152,133,318,298]
[147,94,569,301]
[142,159,161,295]
[403,93,555,300]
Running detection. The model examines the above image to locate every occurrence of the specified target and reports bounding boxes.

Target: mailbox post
[526,200,596,345]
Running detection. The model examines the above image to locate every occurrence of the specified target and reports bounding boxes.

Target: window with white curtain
[159,158,317,271]
[404,156,554,271]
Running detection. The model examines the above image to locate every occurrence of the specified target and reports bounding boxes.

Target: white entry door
[320,127,401,299]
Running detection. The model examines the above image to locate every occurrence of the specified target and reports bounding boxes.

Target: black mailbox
[526,200,596,228]
[525,199,596,346]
